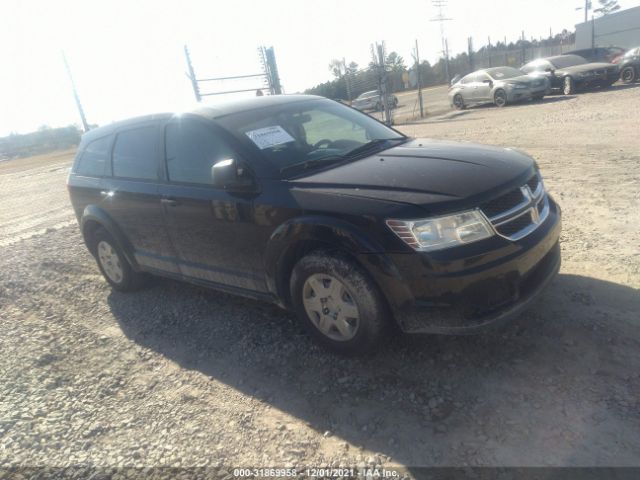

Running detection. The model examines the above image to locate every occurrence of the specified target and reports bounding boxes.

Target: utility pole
[375,42,392,126]
[430,0,452,84]
[184,45,201,102]
[467,37,474,71]
[61,52,89,132]
[342,57,352,101]
[414,39,424,118]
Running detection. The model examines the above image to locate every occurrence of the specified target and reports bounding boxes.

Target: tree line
[0,125,83,160]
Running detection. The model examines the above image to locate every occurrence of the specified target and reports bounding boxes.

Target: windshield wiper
[343,137,405,159]
[280,156,346,176]
[280,138,406,177]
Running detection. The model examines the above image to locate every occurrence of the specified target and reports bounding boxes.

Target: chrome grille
[480,173,549,241]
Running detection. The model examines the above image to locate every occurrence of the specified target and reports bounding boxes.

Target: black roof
[81,94,324,143]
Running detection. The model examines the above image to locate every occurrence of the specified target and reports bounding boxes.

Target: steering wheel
[313,139,333,149]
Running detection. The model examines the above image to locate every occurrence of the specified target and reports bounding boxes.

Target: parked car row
[351,90,399,112]
[449,46,640,109]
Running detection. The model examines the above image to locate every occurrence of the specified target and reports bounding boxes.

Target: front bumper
[375,199,562,334]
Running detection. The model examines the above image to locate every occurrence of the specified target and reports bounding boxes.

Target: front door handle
[160,198,178,207]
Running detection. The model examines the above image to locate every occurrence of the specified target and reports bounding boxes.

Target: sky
[1,0,639,136]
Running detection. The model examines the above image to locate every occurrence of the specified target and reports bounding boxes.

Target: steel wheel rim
[564,78,571,94]
[302,274,360,341]
[622,67,633,83]
[97,240,124,284]
[495,91,506,106]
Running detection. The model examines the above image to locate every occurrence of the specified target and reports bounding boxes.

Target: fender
[80,205,140,271]
[264,215,413,310]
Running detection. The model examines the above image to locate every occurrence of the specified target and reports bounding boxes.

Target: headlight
[386,210,494,252]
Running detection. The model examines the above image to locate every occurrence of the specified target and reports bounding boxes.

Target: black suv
[67,95,561,354]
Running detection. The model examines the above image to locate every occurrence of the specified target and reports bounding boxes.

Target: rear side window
[112,126,158,180]
[165,120,233,185]
[76,136,111,176]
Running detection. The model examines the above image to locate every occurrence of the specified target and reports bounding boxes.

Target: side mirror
[211,159,238,189]
[483,79,493,85]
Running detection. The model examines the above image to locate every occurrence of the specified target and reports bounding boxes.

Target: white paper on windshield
[245,126,295,150]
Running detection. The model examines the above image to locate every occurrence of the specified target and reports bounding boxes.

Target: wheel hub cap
[97,240,123,284]
[302,274,360,341]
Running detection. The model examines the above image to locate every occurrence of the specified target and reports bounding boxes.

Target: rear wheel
[563,76,575,95]
[493,89,507,107]
[92,228,146,292]
[453,94,465,110]
[621,66,636,84]
[290,251,392,354]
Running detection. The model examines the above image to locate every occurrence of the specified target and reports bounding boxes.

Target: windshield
[486,67,523,80]
[217,99,404,177]
[549,55,587,69]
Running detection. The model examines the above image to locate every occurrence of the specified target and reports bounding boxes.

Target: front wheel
[453,94,465,110]
[494,89,507,107]
[290,252,392,354]
[563,76,575,95]
[621,66,636,84]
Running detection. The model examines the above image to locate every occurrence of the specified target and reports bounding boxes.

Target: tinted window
[486,67,522,79]
[112,126,158,180]
[76,136,110,176]
[521,60,551,74]
[549,55,586,69]
[165,120,234,185]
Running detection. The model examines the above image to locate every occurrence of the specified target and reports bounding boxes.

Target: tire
[91,228,146,292]
[532,94,544,101]
[290,251,392,354]
[563,76,574,95]
[621,66,636,84]
[493,89,507,107]
[453,94,465,110]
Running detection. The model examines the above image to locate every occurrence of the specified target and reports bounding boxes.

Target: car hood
[556,62,614,74]
[289,138,535,214]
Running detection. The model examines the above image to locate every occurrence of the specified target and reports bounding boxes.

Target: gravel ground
[1,84,639,471]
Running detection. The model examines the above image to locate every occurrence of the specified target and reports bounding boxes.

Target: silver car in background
[351,90,399,111]
[449,67,550,109]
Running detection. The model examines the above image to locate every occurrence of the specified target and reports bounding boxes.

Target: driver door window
[165,119,234,185]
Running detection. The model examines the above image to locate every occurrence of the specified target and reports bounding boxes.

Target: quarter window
[76,136,111,177]
[112,126,158,180]
[165,120,234,185]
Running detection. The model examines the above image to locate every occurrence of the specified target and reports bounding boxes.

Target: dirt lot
[1,85,639,471]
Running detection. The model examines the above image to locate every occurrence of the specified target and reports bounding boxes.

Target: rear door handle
[160,198,178,207]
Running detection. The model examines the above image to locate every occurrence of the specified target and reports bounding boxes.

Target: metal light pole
[62,52,89,132]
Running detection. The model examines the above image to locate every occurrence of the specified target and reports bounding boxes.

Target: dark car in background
[565,46,626,64]
[619,46,640,83]
[351,90,399,111]
[67,95,561,354]
[521,54,619,95]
